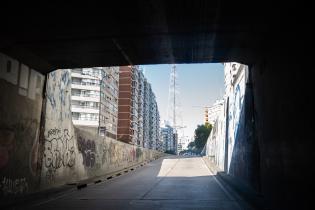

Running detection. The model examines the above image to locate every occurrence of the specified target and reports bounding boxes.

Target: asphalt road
[29,156,246,210]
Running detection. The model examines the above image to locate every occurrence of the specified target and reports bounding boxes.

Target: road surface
[29,156,247,209]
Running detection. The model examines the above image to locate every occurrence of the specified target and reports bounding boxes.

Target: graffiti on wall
[232,83,244,140]
[43,128,75,183]
[29,129,40,176]
[0,119,40,174]
[99,140,141,168]
[0,177,28,195]
[0,52,44,196]
[130,148,136,162]
[77,136,96,167]
[227,73,245,170]
[101,142,109,165]
[46,70,71,121]
[136,147,142,159]
[0,52,44,101]
[0,127,15,170]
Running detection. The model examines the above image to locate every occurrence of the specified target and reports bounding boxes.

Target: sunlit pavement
[28,156,247,210]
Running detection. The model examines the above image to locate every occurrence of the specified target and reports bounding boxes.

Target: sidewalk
[203,156,268,210]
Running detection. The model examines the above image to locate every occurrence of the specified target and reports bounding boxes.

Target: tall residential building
[70,67,119,139]
[137,70,145,147]
[155,105,161,151]
[143,79,151,148]
[161,124,175,152]
[149,88,160,150]
[149,95,158,149]
[117,66,160,149]
[102,67,119,139]
[117,66,139,144]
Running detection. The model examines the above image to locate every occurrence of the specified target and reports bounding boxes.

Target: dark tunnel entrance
[0,1,313,209]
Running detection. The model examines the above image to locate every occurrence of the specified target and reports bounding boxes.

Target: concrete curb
[202,156,269,210]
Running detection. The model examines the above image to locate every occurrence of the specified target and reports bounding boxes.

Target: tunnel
[0,1,313,209]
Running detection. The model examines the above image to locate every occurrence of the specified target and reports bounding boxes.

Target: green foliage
[188,141,195,149]
[192,123,212,153]
[205,122,212,129]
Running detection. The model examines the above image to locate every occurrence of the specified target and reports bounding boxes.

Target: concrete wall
[205,105,225,170]
[40,69,81,188]
[227,69,246,171]
[205,58,313,209]
[228,68,260,191]
[205,64,260,191]
[0,56,163,199]
[41,69,163,189]
[250,56,313,209]
[0,53,45,196]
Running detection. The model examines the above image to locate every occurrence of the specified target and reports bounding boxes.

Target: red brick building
[117,66,138,144]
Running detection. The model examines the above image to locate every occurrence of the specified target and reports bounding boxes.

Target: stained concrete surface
[23,156,249,210]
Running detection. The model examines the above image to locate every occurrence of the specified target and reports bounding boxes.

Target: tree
[187,141,195,149]
[193,123,212,153]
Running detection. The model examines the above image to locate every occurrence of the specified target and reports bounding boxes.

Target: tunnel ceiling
[0,1,310,74]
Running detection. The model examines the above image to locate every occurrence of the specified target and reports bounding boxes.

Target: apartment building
[161,124,175,152]
[143,78,151,148]
[70,67,119,140]
[137,70,145,147]
[117,66,139,144]
[102,67,119,139]
[155,103,161,150]
[207,99,224,125]
[149,95,157,149]
[117,66,160,149]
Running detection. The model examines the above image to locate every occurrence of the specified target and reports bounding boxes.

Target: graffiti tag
[44,128,76,170]
[77,136,96,167]
[0,177,28,195]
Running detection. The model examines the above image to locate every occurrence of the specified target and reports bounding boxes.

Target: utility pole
[173,65,176,130]
[167,64,178,129]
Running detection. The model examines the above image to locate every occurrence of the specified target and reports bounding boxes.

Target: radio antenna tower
[167,64,179,128]
[166,65,186,154]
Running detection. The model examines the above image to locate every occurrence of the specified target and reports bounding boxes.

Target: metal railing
[72,116,98,121]
[71,92,99,98]
[71,104,99,109]
[71,81,100,86]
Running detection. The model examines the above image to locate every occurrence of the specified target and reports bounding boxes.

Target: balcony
[71,93,99,102]
[72,119,99,127]
[71,105,99,114]
[71,82,100,91]
[71,72,98,80]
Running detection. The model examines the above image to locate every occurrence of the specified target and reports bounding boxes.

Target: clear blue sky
[141,63,224,140]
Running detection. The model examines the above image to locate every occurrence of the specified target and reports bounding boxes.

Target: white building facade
[207,99,224,125]
[161,124,175,152]
[70,67,119,140]
[137,69,145,147]
[143,79,151,148]
[205,62,247,171]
